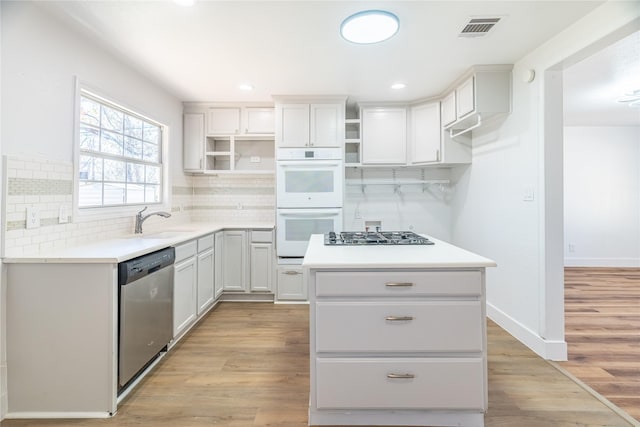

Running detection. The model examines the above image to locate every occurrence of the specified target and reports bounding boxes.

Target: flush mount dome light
[341,10,399,44]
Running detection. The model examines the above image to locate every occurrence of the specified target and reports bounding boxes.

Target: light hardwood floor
[562,267,640,422]
[1,302,634,427]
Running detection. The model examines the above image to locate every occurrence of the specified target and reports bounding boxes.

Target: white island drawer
[316,301,482,352]
[316,357,485,410]
[315,271,481,297]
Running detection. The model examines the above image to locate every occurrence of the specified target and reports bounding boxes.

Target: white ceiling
[42,1,610,104]
[564,30,640,127]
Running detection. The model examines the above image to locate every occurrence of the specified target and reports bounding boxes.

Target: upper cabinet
[206,107,275,135]
[274,97,346,148]
[207,108,241,135]
[409,102,441,165]
[245,107,276,134]
[183,103,275,174]
[361,107,407,165]
[183,113,205,172]
[442,65,512,138]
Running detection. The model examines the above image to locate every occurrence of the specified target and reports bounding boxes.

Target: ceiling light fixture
[391,83,406,90]
[340,10,399,44]
[239,84,254,91]
[618,89,640,108]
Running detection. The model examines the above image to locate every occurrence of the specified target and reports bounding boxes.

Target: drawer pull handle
[385,282,414,287]
[385,316,414,321]
[387,373,415,379]
[284,271,302,275]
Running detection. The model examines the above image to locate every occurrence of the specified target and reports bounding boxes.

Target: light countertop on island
[2,222,274,264]
[302,234,497,269]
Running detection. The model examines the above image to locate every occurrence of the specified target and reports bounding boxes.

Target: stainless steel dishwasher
[118,247,175,391]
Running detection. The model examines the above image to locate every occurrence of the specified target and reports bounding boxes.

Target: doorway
[559,30,640,421]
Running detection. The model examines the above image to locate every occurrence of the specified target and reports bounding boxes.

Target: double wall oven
[276,148,343,257]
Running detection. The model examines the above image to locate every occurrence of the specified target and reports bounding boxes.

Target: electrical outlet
[26,207,40,229]
[236,203,243,210]
[354,209,362,219]
[250,156,261,163]
[568,244,576,253]
[58,206,69,224]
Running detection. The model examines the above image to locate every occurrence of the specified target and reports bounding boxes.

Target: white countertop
[302,234,497,269]
[3,222,274,264]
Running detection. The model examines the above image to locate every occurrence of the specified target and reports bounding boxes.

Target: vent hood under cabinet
[441,65,513,139]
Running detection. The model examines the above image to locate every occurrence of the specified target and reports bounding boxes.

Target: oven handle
[278,212,340,218]
[277,160,342,168]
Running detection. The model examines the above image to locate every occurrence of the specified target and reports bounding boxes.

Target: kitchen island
[302,234,496,427]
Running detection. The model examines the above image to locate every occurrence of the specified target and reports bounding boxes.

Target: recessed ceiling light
[239,84,254,91]
[340,10,399,44]
[174,0,196,6]
[391,83,406,90]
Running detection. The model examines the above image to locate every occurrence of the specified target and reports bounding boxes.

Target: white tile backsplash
[2,156,275,256]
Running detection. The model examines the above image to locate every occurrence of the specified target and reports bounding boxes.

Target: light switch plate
[523,187,535,201]
[26,207,40,229]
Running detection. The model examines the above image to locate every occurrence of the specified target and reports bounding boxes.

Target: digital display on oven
[305,151,314,158]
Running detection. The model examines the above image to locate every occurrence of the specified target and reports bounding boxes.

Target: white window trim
[73,77,171,222]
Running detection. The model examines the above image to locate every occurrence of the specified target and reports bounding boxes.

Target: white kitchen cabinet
[222,230,248,291]
[276,265,306,300]
[456,76,475,119]
[214,231,224,299]
[441,91,456,127]
[196,235,215,315]
[173,241,198,338]
[276,104,310,147]
[183,104,276,174]
[310,104,342,147]
[245,107,275,134]
[183,113,205,172]
[275,100,344,148]
[250,243,273,292]
[308,267,487,426]
[250,229,274,292]
[361,107,407,164]
[207,107,241,135]
[410,102,441,164]
[442,66,512,138]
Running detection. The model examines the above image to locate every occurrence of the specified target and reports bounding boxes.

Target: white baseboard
[487,302,567,361]
[564,257,640,268]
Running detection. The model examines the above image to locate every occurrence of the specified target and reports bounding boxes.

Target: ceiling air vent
[459,17,501,38]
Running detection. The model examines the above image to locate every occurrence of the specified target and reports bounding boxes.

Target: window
[77,91,163,208]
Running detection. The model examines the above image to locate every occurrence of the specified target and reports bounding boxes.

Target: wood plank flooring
[562,267,640,422]
[1,302,634,427]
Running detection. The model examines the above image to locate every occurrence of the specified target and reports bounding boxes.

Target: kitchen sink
[129,231,193,240]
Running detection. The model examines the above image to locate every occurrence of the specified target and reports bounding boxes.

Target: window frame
[73,79,171,221]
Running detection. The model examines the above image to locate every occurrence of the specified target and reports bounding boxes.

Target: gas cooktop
[324,231,434,246]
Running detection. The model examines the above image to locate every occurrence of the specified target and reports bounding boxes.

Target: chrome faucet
[134,206,171,234]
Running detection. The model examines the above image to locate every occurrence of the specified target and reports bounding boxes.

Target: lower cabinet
[250,243,273,292]
[276,265,306,300]
[309,269,487,425]
[196,235,215,315]
[173,241,198,338]
[173,234,217,341]
[222,229,275,294]
[214,231,224,299]
[222,230,248,291]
